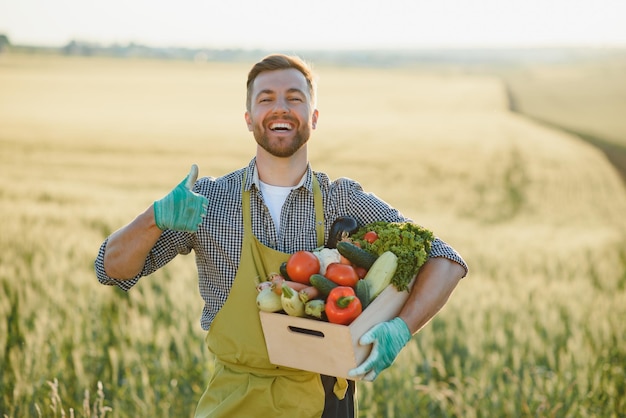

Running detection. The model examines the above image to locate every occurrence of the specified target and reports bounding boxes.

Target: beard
[252,121,311,158]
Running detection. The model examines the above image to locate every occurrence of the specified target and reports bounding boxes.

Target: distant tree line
[59,39,262,62]
[0,34,10,52]
[1,34,624,69]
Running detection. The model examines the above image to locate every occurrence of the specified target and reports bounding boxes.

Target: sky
[1,0,625,50]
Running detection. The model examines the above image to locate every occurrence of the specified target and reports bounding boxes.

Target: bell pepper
[326,286,363,325]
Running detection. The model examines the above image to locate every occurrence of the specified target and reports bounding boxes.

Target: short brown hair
[246,54,317,111]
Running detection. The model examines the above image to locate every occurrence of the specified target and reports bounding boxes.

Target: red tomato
[286,251,320,284]
[363,231,378,244]
[354,266,368,279]
[325,263,359,287]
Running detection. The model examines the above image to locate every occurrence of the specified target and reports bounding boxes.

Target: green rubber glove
[153,164,208,232]
[348,317,412,381]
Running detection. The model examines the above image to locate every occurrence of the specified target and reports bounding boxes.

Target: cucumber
[279,262,291,280]
[336,241,378,269]
[363,251,398,299]
[309,274,338,297]
[355,279,371,310]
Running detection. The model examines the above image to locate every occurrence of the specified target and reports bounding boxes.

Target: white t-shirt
[258,180,292,234]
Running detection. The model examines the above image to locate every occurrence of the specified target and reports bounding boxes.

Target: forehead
[251,68,309,96]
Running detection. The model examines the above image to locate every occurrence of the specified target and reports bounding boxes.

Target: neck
[256,146,308,186]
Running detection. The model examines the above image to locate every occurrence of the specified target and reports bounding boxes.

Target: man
[95,54,467,417]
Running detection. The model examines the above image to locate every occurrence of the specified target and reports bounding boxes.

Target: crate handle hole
[287,326,325,338]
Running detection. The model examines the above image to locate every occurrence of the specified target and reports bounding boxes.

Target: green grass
[1,53,625,417]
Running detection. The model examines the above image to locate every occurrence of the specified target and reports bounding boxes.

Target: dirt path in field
[546,125,626,184]
[505,83,626,184]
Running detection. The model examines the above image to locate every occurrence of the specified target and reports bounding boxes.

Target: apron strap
[242,170,252,236]
[312,173,325,248]
[242,169,325,248]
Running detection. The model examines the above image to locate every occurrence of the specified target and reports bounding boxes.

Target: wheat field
[1,53,625,417]
[500,54,626,147]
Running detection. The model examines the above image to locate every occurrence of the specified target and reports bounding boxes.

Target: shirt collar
[245,158,314,192]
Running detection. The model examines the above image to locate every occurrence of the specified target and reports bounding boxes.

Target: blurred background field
[1,50,625,417]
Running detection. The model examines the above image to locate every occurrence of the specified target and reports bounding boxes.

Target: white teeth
[270,122,292,131]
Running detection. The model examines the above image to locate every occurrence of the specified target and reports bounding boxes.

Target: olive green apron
[195,170,341,418]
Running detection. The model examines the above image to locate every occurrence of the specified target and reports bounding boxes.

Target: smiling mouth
[269,122,294,132]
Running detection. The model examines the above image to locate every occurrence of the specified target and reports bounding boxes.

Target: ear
[244,111,253,131]
[311,109,319,130]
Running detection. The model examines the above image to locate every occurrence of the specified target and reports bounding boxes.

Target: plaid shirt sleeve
[94,230,194,291]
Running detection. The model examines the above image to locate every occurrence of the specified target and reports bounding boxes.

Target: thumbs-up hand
[153,164,208,232]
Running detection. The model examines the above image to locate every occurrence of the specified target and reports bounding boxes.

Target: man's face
[245,68,318,158]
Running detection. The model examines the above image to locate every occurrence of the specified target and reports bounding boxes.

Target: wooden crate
[259,278,414,380]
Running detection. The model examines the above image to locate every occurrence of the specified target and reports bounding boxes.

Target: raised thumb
[184,164,199,190]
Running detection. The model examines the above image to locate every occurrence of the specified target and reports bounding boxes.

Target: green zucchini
[355,279,371,310]
[336,241,378,269]
[309,273,338,296]
[363,251,398,299]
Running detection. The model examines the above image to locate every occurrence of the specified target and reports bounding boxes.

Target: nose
[272,96,290,114]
